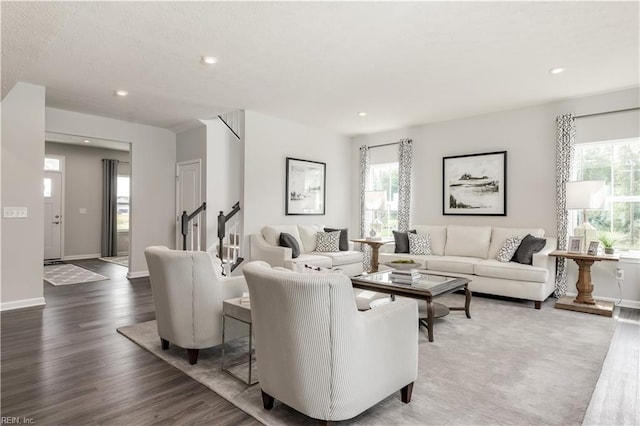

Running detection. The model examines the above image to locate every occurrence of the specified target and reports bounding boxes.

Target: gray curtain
[554,114,575,297]
[397,139,413,232]
[359,145,371,270]
[102,159,120,257]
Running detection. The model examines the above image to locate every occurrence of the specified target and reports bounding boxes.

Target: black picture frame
[443,151,507,216]
[285,157,326,215]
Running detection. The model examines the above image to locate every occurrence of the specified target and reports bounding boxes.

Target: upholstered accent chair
[144,246,247,364]
[243,261,419,423]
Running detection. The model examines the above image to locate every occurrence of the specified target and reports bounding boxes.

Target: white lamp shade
[566,181,605,210]
[364,191,387,210]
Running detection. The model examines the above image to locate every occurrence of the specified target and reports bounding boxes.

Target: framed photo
[285,157,326,215]
[587,240,600,256]
[443,151,507,216]
[568,237,583,253]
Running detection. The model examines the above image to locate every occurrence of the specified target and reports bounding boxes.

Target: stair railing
[218,201,244,275]
[181,202,206,251]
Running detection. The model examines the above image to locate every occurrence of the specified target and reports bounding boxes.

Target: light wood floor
[1,259,638,425]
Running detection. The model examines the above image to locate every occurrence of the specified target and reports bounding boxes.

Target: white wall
[350,87,640,307]
[45,108,176,277]
[1,83,46,310]
[244,110,351,258]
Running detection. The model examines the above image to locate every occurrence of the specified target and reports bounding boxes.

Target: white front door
[44,171,63,259]
[176,160,202,250]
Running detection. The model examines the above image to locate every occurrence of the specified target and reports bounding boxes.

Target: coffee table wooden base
[555,295,614,317]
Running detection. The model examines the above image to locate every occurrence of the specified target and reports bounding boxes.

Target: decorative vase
[604,247,614,255]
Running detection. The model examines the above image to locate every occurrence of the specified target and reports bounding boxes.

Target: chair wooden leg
[161,338,169,350]
[534,301,541,310]
[401,382,414,403]
[261,389,274,410]
[187,348,199,365]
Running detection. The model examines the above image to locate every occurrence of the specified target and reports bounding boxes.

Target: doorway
[176,159,202,250]
[44,156,64,260]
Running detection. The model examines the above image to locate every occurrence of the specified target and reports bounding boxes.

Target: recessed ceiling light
[114,89,128,96]
[549,67,565,75]
[83,139,91,143]
[358,112,367,117]
[201,56,218,65]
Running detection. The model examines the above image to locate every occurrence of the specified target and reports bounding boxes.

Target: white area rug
[99,256,129,267]
[44,264,109,286]
[117,294,617,425]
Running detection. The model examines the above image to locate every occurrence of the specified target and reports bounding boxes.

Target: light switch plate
[79,208,87,214]
[3,207,28,218]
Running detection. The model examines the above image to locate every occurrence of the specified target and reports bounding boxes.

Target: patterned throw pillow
[408,233,431,255]
[315,231,340,252]
[496,236,523,263]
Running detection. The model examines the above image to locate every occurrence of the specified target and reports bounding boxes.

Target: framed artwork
[443,151,507,216]
[285,157,326,215]
[568,236,583,253]
[587,240,600,256]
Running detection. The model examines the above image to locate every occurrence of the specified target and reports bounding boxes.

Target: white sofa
[250,225,364,276]
[378,225,557,309]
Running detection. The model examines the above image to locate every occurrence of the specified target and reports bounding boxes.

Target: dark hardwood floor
[2,259,638,425]
[1,259,260,425]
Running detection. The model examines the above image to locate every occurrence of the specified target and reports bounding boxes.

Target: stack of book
[390,269,420,284]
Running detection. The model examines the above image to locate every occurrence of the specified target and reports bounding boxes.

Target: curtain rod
[368,141,400,149]
[575,107,639,119]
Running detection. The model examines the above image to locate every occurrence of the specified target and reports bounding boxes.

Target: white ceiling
[2,1,639,136]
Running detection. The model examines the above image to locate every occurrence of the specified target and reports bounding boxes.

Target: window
[43,178,52,197]
[367,162,399,237]
[44,157,60,171]
[574,138,640,251]
[117,176,130,232]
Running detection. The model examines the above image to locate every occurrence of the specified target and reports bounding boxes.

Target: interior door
[44,171,62,259]
[176,160,201,250]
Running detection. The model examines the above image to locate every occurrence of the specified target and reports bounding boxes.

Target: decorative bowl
[384,261,422,270]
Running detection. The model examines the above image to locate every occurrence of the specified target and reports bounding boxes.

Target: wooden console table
[549,250,619,317]
[350,238,393,273]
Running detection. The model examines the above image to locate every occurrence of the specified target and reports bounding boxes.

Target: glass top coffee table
[351,271,471,342]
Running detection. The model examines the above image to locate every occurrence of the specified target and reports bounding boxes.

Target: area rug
[44,263,109,286]
[117,294,617,425]
[98,256,129,267]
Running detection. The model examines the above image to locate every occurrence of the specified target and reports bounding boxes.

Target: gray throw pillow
[393,230,417,253]
[512,234,546,265]
[324,227,348,251]
[279,232,300,258]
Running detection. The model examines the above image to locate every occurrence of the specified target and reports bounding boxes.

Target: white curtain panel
[397,139,413,232]
[359,145,371,270]
[554,114,575,297]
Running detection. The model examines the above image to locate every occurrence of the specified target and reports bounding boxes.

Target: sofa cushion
[263,225,302,248]
[496,236,523,263]
[289,254,333,269]
[512,234,547,265]
[413,225,447,256]
[487,227,545,259]
[408,233,431,255]
[279,232,300,258]
[475,259,548,283]
[318,250,363,266]
[297,224,325,253]
[393,230,416,253]
[426,256,482,274]
[316,231,340,252]
[444,226,492,258]
[324,227,348,251]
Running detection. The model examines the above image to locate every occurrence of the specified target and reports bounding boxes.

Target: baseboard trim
[62,253,101,261]
[1,297,46,311]
[564,292,640,310]
[127,270,149,279]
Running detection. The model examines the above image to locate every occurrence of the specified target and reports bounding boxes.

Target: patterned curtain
[554,114,575,297]
[397,139,413,232]
[359,145,371,270]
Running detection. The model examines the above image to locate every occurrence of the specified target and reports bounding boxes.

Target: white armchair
[144,246,247,364]
[243,261,418,423]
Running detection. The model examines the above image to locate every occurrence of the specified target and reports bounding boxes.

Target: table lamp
[566,180,605,250]
[364,190,387,239]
